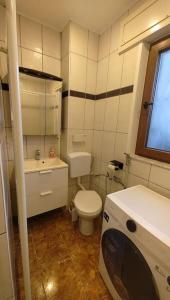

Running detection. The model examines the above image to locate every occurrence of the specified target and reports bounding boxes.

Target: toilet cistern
[67,152,102,236]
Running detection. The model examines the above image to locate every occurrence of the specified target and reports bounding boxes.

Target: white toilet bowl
[74,190,102,236]
[67,152,103,236]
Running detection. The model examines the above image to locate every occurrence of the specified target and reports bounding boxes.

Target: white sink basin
[24,157,68,173]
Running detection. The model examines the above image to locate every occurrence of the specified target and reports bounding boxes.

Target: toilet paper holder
[107,160,124,179]
[110,160,123,170]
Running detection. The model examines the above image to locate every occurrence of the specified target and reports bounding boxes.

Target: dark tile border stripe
[62,90,95,100]
[62,90,69,98]
[19,67,62,82]
[86,93,96,100]
[120,85,134,95]
[62,85,134,100]
[106,88,120,98]
[70,90,86,98]
[96,92,106,100]
[2,84,133,98]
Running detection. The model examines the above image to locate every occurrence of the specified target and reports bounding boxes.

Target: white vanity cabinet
[24,158,68,217]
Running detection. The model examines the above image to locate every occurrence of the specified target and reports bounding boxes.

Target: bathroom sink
[24,157,68,173]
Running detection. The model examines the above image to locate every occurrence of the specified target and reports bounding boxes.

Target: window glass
[147,49,170,151]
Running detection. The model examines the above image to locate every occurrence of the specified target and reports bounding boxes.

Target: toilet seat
[74,190,102,217]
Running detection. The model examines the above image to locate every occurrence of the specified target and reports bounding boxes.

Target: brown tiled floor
[15,208,113,300]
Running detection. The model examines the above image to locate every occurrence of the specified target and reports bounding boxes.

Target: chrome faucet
[35,149,41,160]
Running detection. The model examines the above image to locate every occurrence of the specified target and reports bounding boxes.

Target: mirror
[19,73,62,136]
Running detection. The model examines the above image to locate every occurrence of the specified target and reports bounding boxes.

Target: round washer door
[102,229,159,300]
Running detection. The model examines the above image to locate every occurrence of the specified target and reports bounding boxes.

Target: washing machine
[99,185,170,300]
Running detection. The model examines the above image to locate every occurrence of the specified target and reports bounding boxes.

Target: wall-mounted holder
[110,160,124,170]
[107,160,124,179]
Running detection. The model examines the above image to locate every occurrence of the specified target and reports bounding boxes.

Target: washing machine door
[102,229,159,300]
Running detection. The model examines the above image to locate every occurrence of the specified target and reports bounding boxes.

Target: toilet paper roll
[107,164,117,178]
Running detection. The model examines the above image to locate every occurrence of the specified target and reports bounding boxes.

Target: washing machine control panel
[103,211,109,222]
[154,265,170,294]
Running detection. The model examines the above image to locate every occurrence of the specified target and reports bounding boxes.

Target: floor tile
[14,208,112,300]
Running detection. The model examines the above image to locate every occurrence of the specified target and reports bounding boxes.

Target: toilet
[67,152,102,236]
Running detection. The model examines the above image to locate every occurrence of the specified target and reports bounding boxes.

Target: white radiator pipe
[6,0,32,299]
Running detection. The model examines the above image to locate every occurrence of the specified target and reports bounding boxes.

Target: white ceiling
[16,0,139,34]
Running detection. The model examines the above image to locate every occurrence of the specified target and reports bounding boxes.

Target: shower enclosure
[0,0,32,299]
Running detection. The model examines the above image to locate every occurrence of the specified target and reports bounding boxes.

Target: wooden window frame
[136,36,170,164]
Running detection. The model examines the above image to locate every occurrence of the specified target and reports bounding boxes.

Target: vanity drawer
[27,186,68,217]
[25,167,68,196]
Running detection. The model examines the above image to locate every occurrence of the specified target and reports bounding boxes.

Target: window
[136,36,170,163]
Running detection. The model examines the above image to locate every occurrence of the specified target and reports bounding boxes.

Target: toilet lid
[74,190,102,216]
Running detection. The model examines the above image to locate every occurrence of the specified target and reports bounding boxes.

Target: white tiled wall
[69,53,87,92]
[62,96,95,156]
[96,57,109,94]
[91,19,139,199]
[21,48,42,71]
[117,94,132,133]
[107,52,123,91]
[103,97,119,132]
[61,23,99,197]
[17,15,61,160]
[94,100,105,130]
[61,22,99,200]
[98,28,111,60]
[86,59,97,94]
[61,21,99,158]
[70,22,88,57]
[127,158,170,198]
[96,10,170,198]
[20,6,170,202]
[84,100,95,130]
[18,15,61,77]
[121,47,138,87]
[93,9,170,200]
[20,16,42,53]
[0,10,61,172]
[42,26,61,59]
[1,3,170,206]
[87,32,99,61]
[91,13,170,200]
[61,18,170,203]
